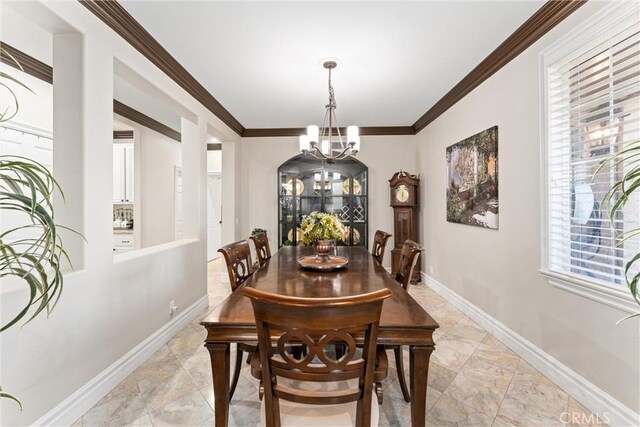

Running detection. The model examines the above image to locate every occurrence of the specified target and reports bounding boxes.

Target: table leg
[409,345,434,427]
[206,343,230,427]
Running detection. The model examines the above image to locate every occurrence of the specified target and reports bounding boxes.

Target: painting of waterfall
[446,126,499,229]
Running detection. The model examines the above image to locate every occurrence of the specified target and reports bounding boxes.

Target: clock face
[395,184,410,203]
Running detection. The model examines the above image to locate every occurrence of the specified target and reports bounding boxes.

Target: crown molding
[241,128,306,138]
[6,0,587,138]
[78,0,244,136]
[412,0,588,133]
[242,126,415,138]
[1,42,53,84]
[114,100,181,142]
[113,130,134,139]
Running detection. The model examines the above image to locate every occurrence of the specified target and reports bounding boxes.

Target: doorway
[207,173,222,260]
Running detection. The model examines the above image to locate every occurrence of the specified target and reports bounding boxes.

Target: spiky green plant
[1,45,80,410]
[596,141,640,323]
[0,47,33,122]
[1,156,72,331]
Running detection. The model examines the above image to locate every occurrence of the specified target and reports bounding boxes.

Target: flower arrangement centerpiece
[300,211,346,259]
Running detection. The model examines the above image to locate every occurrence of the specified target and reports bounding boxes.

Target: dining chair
[218,240,255,291]
[243,286,392,427]
[371,230,392,265]
[387,239,424,402]
[218,240,256,399]
[250,232,272,268]
[394,239,423,290]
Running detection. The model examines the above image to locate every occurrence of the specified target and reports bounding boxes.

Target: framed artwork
[446,126,498,229]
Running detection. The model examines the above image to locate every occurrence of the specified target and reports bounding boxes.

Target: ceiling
[120,1,544,129]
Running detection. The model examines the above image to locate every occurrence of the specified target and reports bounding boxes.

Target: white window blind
[546,15,640,288]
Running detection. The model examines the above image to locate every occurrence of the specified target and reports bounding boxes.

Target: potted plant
[300,211,346,259]
[251,227,267,236]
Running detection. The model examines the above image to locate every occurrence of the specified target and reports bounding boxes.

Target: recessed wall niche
[112,60,192,255]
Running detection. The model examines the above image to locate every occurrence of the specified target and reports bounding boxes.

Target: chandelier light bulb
[347,126,359,143]
[321,140,331,155]
[307,125,319,144]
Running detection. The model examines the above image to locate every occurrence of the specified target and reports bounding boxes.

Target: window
[542,2,639,309]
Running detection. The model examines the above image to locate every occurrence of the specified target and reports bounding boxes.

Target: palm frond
[0,53,62,408]
[0,46,35,124]
[0,155,80,329]
[0,387,22,411]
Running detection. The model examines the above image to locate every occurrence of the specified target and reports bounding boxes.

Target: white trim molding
[422,272,639,427]
[538,0,640,313]
[541,269,638,314]
[32,295,209,427]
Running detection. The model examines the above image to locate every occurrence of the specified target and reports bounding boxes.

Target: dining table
[201,245,439,427]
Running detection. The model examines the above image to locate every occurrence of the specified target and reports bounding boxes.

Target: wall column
[221,139,239,243]
[180,118,202,241]
[52,33,84,268]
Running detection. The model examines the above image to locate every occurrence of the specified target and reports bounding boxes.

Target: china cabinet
[278,155,368,248]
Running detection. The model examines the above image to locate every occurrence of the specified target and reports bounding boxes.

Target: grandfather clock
[389,171,421,283]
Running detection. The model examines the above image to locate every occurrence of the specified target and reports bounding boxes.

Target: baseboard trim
[33,295,209,427]
[421,272,639,427]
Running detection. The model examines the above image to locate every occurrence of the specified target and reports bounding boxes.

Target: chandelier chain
[328,68,335,107]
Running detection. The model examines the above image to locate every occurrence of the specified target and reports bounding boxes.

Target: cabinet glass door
[278,155,368,248]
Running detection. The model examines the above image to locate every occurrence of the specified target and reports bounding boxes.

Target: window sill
[113,238,199,263]
[540,269,638,314]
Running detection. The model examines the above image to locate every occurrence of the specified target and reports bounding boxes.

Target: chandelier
[299,60,360,163]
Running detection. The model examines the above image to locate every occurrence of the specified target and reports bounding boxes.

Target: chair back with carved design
[371,230,391,265]
[250,232,272,267]
[243,287,392,427]
[218,240,255,291]
[394,240,423,290]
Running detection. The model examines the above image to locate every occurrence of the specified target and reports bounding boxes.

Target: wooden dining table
[201,245,439,427]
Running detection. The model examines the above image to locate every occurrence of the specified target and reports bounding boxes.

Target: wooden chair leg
[264,392,281,427]
[356,382,373,427]
[230,345,243,400]
[394,346,411,402]
[375,382,383,404]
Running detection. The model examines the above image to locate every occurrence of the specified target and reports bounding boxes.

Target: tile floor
[75,258,606,426]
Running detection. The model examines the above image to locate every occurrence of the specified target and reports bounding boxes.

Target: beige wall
[416,0,639,414]
[238,135,417,269]
[138,127,182,248]
[3,0,637,425]
[0,2,235,425]
[207,150,222,173]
